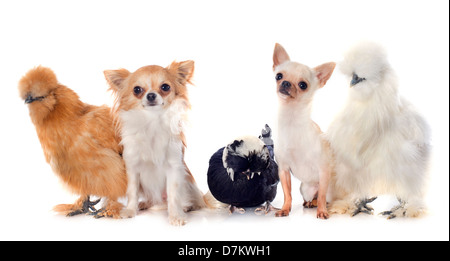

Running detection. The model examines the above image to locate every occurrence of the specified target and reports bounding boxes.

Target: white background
[0,0,448,241]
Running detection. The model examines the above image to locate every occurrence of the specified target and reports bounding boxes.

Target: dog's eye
[276,73,283,81]
[133,86,144,95]
[161,83,170,92]
[298,81,307,90]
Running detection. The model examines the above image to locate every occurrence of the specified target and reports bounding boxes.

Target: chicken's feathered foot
[254,201,280,215]
[379,199,406,219]
[303,198,318,208]
[91,208,106,219]
[351,197,377,216]
[229,205,245,214]
[66,196,100,216]
[90,199,124,219]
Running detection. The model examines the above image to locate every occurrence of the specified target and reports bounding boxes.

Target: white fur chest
[275,106,323,182]
[119,105,185,169]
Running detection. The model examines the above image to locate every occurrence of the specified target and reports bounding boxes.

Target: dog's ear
[314,62,336,88]
[273,43,291,69]
[167,60,195,85]
[104,69,131,91]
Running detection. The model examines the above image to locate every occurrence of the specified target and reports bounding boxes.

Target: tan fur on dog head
[273,43,335,104]
[104,60,194,112]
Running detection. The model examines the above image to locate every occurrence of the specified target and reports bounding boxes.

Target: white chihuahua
[273,43,336,219]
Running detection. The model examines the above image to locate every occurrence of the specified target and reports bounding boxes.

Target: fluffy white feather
[327,41,431,218]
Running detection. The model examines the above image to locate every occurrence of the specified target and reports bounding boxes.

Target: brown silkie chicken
[18,66,127,218]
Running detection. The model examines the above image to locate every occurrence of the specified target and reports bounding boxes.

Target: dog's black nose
[147,92,157,102]
[281,81,291,89]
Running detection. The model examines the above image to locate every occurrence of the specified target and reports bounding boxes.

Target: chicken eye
[133,86,144,95]
[161,83,170,92]
[276,73,283,81]
[298,81,307,90]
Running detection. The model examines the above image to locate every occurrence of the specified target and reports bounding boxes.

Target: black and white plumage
[207,125,279,214]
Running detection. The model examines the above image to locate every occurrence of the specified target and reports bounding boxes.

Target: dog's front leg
[120,170,139,218]
[317,167,330,219]
[275,168,292,217]
[166,165,188,226]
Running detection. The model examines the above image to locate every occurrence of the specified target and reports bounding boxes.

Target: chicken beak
[242,169,251,180]
[25,94,45,104]
[350,73,366,87]
[25,94,35,104]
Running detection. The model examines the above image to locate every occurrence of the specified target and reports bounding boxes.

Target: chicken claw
[379,199,406,219]
[351,197,377,216]
[303,198,318,208]
[254,201,280,215]
[229,205,245,214]
[91,199,123,219]
[66,196,101,217]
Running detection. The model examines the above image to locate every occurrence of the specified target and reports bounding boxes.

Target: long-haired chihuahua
[104,60,207,226]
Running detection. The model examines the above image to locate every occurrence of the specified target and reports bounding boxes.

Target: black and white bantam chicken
[207,125,279,214]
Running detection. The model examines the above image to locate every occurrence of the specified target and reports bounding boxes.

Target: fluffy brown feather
[18,66,127,218]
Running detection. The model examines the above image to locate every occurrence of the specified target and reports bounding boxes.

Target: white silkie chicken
[327,41,431,219]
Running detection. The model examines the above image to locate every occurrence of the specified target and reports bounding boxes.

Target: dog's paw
[275,209,290,217]
[120,208,136,219]
[169,216,187,226]
[317,209,329,219]
[138,201,152,211]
